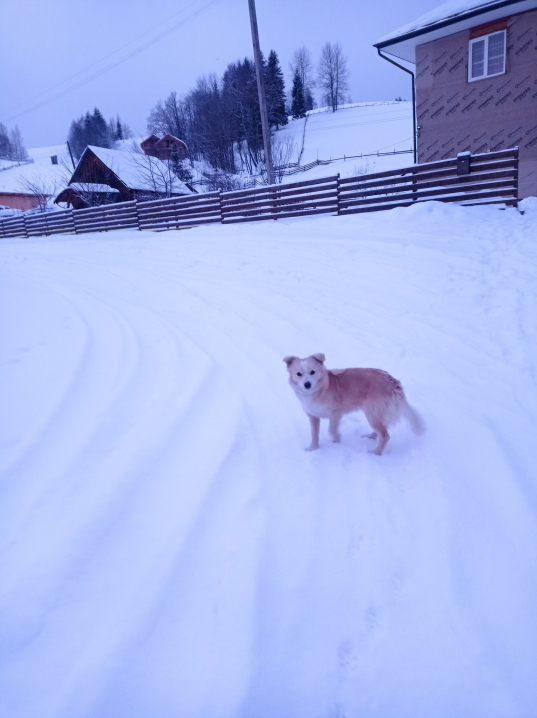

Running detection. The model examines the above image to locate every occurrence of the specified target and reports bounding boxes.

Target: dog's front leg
[329,413,342,443]
[306,414,320,451]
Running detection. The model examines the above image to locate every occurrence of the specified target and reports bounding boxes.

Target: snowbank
[1,199,537,718]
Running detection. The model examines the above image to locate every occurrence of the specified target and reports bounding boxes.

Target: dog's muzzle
[304,381,311,390]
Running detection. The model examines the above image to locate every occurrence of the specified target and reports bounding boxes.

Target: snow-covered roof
[68,182,120,193]
[83,145,191,194]
[155,135,188,150]
[0,144,70,195]
[375,0,536,61]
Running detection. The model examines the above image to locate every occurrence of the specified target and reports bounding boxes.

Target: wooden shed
[55,145,191,209]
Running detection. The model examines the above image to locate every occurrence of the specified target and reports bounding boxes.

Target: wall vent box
[457,152,471,175]
[51,155,58,165]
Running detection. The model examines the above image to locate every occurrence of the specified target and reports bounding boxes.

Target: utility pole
[247,0,274,185]
[66,140,76,170]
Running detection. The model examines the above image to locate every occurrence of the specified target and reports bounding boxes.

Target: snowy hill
[276,101,414,180]
[4,106,413,201]
[0,143,72,198]
[1,198,537,717]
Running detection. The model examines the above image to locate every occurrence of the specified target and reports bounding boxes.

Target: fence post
[134,200,142,231]
[218,191,223,224]
[23,214,29,238]
[412,166,418,205]
[514,146,520,208]
[336,173,341,216]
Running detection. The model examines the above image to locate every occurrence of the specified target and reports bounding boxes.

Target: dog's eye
[310,370,315,375]
[297,372,302,377]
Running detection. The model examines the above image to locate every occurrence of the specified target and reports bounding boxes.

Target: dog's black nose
[304,381,311,389]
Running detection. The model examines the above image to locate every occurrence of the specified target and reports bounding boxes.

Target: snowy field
[277,102,414,181]
[1,199,537,718]
[0,143,72,199]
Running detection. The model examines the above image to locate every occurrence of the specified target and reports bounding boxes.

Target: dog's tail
[401,399,425,435]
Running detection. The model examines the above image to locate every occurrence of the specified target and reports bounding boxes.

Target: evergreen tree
[291,70,306,119]
[169,143,194,184]
[304,86,315,112]
[91,108,110,147]
[265,50,287,129]
[115,117,124,141]
[67,107,115,159]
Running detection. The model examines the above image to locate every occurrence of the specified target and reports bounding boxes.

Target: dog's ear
[311,353,325,364]
[283,355,298,367]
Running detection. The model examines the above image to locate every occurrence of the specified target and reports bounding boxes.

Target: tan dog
[284,353,424,455]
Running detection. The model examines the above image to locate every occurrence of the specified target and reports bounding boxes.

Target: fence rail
[0,149,518,240]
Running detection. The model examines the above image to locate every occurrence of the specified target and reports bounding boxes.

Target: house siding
[416,9,537,198]
[0,192,41,211]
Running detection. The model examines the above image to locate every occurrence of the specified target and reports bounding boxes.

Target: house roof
[74,145,192,194]
[155,135,188,150]
[69,183,120,193]
[374,0,537,61]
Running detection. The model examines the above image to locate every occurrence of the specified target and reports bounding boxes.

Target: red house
[141,134,187,161]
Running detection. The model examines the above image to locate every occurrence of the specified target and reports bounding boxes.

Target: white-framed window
[468,30,506,81]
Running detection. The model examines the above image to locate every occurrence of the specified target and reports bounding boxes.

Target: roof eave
[374,0,526,50]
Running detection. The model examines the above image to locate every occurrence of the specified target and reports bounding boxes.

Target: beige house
[375,0,537,198]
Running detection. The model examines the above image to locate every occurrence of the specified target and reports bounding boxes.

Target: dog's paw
[305,444,319,452]
[362,432,378,440]
[331,436,341,443]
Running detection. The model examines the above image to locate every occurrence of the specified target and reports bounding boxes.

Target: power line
[2,0,204,119]
[1,0,224,124]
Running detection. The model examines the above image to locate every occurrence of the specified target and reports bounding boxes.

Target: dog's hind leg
[370,422,389,455]
[329,413,342,443]
[306,414,320,451]
[363,407,390,455]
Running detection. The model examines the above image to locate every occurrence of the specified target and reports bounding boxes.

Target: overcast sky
[0,0,434,149]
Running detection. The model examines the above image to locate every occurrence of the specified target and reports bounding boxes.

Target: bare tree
[0,123,29,161]
[202,171,244,192]
[127,141,178,198]
[17,175,59,212]
[289,46,315,110]
[68,182,120,208]
[257,136,296,184]
[317,42,350,112]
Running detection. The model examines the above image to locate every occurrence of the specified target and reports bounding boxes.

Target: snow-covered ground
[0,144,72,199]
[277,102,414,181]
[1,199,537,718]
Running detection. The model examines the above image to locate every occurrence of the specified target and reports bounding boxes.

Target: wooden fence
[0,148,518,239]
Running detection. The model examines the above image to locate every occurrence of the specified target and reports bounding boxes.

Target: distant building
[375,0,537,198]
[55,145,191,209]
[141,134,187,161]
[140,134,161,157]
[0,191,43,211]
